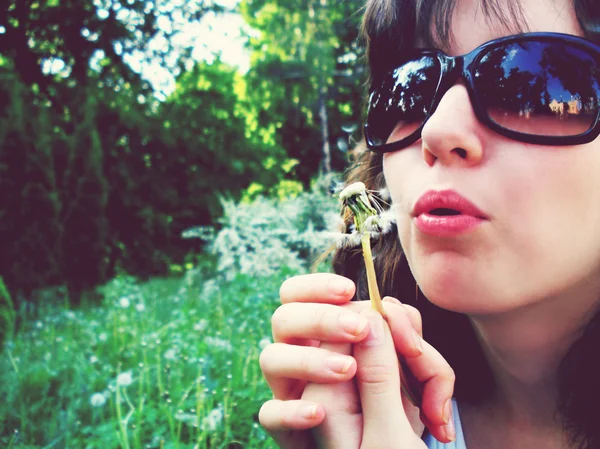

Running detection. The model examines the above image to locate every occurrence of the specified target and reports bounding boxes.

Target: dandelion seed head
[194,319,208,332]
[339,182,366,200]
[259,337,271,350]
[119,296,131,308]
[164,348,177,360]
[116,371,133,387]
[90,392,106,407]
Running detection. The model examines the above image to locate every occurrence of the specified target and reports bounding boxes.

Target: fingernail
[339,313,369,336]
[326,355,354,374]
[443,400,455,441]
[300,404,318,420]
[361,311,384,346]
[383,296,400,304]
[330,277,353,296]
[412,329,423,354]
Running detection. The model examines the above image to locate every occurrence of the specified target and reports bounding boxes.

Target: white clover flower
[202,405,224,431]
[135,303,145,312]
[164,348,177,360]
[35,321,43,329]
[119,296,131,308]
[194,319,208,332]
[98,332,108,342]
[90,355,99,364]
[116,371,133,387]
[90,392,107,407]
[259,337,272,350]
[65,311,76,319]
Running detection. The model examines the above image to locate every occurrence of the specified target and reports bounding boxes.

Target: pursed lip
[412,190,488,219]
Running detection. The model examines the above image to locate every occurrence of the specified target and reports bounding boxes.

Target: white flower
[119,296,131,308]
[90,355,99,364]
[135,303,145,312]
[194,319,208,332]
[205,336,233,352]
[65,311,76,319]
[339,182,366,199]
[116,371,133,387]
[98,332,108,342]
[259,337,272,350]
[164,348,177,360]
[35,321,43,329]
[202,405,224,431]
[90,392,106,407]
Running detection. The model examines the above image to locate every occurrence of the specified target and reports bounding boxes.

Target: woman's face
[383,0,600,314]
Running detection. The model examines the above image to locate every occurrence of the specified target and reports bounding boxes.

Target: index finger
[279,273,355,304]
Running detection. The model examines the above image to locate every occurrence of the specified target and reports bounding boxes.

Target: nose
[420,83,484,167]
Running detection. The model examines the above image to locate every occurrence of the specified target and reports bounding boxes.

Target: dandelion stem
[360,234,386,318]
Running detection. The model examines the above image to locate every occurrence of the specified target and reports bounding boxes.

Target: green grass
[0,266,299,448]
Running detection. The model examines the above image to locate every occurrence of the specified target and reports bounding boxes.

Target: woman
[259,0,600,447]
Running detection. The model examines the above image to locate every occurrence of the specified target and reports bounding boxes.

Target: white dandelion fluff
[90,392,106,407]
[164,348,177,361]
[119,296,131,308]
[116,371,133,387]
[202,405,224,431]
[259,337,272,350]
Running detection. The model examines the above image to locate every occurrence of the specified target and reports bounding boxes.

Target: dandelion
[119,296,131,308]
[164,348,177,360]
[194,319,208,332]
[202,405,224,431]
[90,392,107,407]
[116,371,133,387]
[205,336,233,352]
[339,182,395,316]
[259,337,271,350]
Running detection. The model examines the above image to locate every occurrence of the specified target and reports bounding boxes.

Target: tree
[240,0,366,184]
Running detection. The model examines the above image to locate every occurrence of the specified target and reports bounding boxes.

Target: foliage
[0,268,289,448]
[196,174,342,280]
[240,0,367,183]
[0,277,16,350]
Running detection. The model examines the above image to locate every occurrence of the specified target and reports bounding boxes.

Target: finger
[382,299,424,359]
[272,303,370,344]
[382,296,423,335]
[260,343,357,400]
[259,399,325,448]
[353,309,415,440]
[280,273,355,305]
[404,338,456,443]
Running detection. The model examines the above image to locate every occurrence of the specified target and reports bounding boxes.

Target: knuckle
[356,362,396,387]
[312,306,331,334]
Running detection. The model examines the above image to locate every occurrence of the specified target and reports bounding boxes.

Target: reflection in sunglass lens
[475,41,600,137]
[366,56,440,146]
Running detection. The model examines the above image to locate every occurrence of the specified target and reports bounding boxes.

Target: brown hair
[333,1,600,447]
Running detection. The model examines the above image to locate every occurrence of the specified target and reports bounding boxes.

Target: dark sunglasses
[365,32,600,153]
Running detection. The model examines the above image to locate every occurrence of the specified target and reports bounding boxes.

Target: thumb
[353,308,416,443]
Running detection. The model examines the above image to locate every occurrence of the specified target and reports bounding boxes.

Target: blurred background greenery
[0,0,367,447]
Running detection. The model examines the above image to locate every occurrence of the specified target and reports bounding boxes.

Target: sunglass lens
[366,56,440,147]
[475,41,599,137]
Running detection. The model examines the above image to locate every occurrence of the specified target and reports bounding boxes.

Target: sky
[35,0,252,100]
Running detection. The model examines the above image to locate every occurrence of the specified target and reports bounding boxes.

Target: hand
[258,273,456,449]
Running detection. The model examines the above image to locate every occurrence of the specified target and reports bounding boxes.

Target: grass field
[0,265,296,448]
